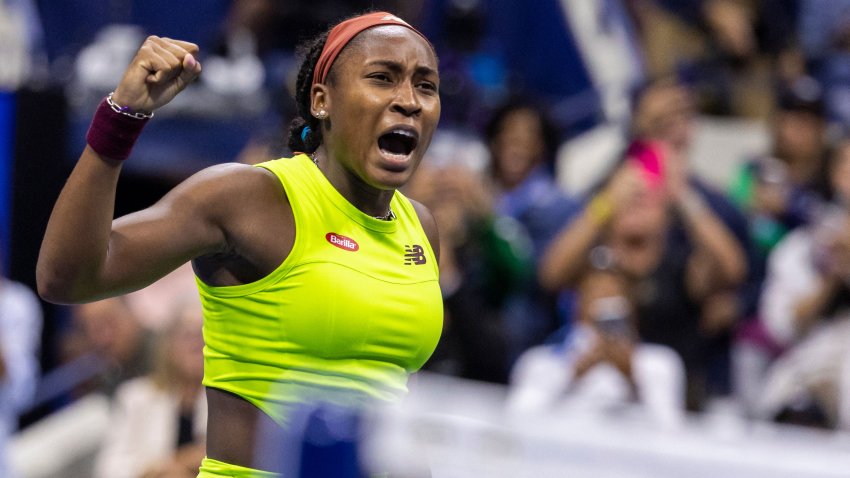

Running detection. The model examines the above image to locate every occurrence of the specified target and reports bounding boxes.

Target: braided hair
[287,31,330,154]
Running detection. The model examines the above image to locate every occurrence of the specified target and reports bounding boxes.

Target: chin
[374,170,414,190]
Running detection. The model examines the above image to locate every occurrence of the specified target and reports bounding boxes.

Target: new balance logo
[404,245,426,265]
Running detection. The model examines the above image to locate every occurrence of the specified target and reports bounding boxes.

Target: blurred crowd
[4,0,850,476]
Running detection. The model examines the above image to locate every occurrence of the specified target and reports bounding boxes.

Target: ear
[309,83,331,118]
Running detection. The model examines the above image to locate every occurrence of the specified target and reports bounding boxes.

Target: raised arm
[539,164,644,291]
[36,36,219,304]
[666,156,747,291]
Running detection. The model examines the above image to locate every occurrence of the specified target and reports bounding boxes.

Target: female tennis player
[37,11,443,477]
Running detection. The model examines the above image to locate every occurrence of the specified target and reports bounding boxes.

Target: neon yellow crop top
[195,154,442,426]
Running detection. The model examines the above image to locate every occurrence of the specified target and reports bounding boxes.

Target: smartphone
[626,139,666,190]
[590,296,632,338]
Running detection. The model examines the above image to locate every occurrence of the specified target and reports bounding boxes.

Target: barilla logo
[326,233,359,251]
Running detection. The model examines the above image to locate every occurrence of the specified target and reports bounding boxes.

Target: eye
[368,72,393,83]
[417,81,438,94]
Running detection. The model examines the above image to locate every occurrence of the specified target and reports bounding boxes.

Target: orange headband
[312,12,428,86]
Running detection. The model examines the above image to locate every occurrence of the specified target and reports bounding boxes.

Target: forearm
[538,199,607,291]
[37,147,123,303]
[38,37,203,303]
[677,190,746,286]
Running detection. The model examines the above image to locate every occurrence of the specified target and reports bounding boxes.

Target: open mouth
[378,129,419,157]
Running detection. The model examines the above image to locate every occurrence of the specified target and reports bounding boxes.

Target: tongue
[379,134,409,155]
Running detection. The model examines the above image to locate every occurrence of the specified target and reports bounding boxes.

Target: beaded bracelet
[85,92,152,161]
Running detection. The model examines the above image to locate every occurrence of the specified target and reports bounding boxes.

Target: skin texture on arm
[36,159,287,303]
[36,37,295,302]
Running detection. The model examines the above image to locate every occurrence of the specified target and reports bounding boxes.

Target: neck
[311,150,396,219]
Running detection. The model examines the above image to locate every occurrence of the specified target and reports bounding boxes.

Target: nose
[391,81,421,117]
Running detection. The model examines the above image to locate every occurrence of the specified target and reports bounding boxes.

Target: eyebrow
[365,59,438,77]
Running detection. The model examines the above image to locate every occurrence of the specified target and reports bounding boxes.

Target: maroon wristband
[85,96,151,161]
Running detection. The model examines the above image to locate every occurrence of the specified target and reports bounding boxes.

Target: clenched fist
[111,36,202,114]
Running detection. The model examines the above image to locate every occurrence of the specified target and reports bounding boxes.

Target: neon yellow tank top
[196,155,442,426]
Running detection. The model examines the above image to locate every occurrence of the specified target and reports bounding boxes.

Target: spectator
[485,99,581,358]
[632,77,751,401]
[755,139,850,428]
[540,124,746,410]
[487,99,579,258]
[406,158,533,384]
[727,78,831,262]
[60,296,154,398]
[0,271,42,478]
[508,267,685,427]
[728,76,831,414]
[630,78,750,249]
[94,296,206,478]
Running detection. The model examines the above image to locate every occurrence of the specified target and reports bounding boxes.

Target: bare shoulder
[408,197,440,262]
[162,162,286,217]
[165,162,295,285]
[174,162,281,199]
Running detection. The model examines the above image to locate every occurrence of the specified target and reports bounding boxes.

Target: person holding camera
[539,78,747,411]
[507,267,685,427]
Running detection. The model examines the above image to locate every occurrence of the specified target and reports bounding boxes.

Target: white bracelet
[106,92,154,120]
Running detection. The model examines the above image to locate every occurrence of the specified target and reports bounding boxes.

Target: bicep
[97,172,231,299]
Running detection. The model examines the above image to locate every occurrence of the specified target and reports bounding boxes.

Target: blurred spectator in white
[94,296,206,478]
[0,268,42,477]
[756,139,850,429]
[485,99,581,360]
[60,296,154,398]
[507,267,685,428]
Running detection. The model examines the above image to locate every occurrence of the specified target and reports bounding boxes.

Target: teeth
[392,129,415,138]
